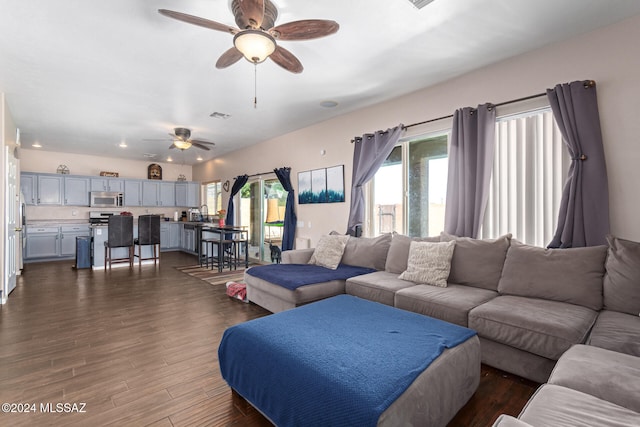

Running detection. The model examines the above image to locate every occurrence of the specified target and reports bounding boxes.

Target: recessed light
[32,142,42,148]
[320,100,338,108]
[167,157,173,162]
[196,156,203,161]
[119,142,128,148]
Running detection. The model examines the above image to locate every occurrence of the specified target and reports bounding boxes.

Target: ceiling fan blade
[270,19,339,41]
[232,0,265,29]
[269,46,303,73]
[190,139,215,146]
[216,47,244,69]
[191,142,212,151]
[158,9,239,34]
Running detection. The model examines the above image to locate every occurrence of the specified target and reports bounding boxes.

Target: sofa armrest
[491,415,534,427]
[282,248,315,264]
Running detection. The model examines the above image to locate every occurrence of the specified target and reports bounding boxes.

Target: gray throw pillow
[385,233,441,274]
[341,233,392,270]
[308,235,350,270]
[498,240,607,311]
[440,232,512,291]
[603,235,640,316]
[399,240,456,287]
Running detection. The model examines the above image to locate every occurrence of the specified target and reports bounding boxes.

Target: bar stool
[134,215,161,266]
[104,215,134,269]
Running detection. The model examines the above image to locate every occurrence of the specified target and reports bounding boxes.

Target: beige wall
[194,14,640,245]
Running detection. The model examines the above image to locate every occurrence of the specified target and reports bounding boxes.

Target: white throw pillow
[399,240,456,287]
[309,235,350,270]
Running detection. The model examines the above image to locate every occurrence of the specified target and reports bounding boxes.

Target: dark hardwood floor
[0,252,537,426]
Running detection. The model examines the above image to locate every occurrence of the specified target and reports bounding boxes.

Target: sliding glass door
[238,176,286,263]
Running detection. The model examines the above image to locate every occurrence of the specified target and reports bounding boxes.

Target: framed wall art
[298,165,344,204]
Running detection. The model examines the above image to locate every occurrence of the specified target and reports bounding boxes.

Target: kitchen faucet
[200,204,209,221]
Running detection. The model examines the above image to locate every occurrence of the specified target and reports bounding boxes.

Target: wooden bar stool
[104,215,134,269]
[134,215,161,266]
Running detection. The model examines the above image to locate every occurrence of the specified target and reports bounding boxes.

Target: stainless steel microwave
[90,191,123,208]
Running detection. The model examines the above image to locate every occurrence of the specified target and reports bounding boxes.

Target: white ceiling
[2,0,640,165]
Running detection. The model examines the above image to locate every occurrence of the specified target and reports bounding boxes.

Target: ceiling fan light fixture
[233,30,276,63]
[173,139,192,150]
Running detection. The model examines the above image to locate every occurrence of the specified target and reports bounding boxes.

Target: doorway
[238,176,286,263]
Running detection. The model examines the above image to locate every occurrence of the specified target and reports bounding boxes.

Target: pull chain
[254,63,258,109]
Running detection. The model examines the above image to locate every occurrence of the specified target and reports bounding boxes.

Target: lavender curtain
[444,104,496,238]
[225,175,248,226]
[274,167,296,251]
[347,124,404,235]
[546,80,609,248]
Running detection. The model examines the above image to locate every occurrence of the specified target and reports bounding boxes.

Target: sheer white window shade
[480,109,569,247]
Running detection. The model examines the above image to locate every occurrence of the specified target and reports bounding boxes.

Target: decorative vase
[219,218,225,227]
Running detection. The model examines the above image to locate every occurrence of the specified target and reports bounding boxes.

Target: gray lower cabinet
[182,225,196,254]
[25,224,90,260]
[160,222,182,250]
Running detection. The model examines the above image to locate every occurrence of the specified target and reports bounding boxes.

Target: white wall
[1,93,18,302]
[193,14,640,245]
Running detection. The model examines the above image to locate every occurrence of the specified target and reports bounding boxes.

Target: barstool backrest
[138,215,161,245]
[108,215,134,247]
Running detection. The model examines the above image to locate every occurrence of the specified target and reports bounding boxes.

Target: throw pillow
[399,240,456,287]
[603,235,640,316]
[308,235,350,270]
[341,233,392,270]
[385,233,441,274]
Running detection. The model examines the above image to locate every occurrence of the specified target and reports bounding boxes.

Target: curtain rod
[404,80,595,130]
[235,167,290,179]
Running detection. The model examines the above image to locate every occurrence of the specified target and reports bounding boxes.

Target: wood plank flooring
[0,252,537,426]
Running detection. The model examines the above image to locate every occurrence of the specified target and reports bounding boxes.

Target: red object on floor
[226,282,247,301]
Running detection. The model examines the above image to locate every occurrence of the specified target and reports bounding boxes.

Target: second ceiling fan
[168,128,215,151]
[158,0,339,73]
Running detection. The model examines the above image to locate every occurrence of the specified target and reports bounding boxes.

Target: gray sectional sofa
[244,232,640,386]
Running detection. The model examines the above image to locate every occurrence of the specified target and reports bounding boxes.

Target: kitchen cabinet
[142,181,176,206]
[181,224,196,254]
[64,176,90,206]
[124,180,143,206]
[175,182,200,207]
[91,178,124,192]
[160,222,182,250]
[59,225,90,256]
[37,175,64,205]
[20,173,38,205]
[25,224,90,260]
[25,226,59,259]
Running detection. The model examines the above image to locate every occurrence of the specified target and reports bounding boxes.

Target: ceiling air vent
[210,112,231,119]
[407,0,436,9]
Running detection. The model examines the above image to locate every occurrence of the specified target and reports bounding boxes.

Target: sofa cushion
[498,241,607,311]
[384,234,440,274]
[308,234,349,270]
[492,415,534,427]
[399,241,456,287]
[345,271,417,306]
[395,284,497,327]
[586,310,640,357]
[518,384,640,427]
[341,233,392,270]
[548,344,640,413]
[603,235,640,316]
[441,232,511,291]
[468,295,598,360]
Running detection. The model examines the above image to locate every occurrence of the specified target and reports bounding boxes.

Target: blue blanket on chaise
[218,295,477,427]
[245,263,376,290]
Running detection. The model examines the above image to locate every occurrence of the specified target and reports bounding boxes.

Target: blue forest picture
[298,165,344,204]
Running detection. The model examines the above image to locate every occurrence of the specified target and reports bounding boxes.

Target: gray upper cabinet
[142,181,159,206]
[64,176,90,206]
[159,182,175,206]
[91,178,124,192]
[175,182,200,207]
[142,181,176,206]
[21,173,37,205]
[124,179,142,206]
[37,175,63,205]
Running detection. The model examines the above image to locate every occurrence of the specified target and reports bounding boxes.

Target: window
[480,109,568,246]
[369,133,448,237]
[366,106,567,246]
[205,181,222,214]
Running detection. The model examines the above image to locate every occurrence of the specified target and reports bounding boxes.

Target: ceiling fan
[167,127,215,151]
[158,0,339,73]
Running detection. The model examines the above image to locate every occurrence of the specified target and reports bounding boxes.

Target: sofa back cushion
[440,232,511,290]
[603,235,640,316]
[341,233,392,270]
[384,233,441,274]
[498,241,607,311]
